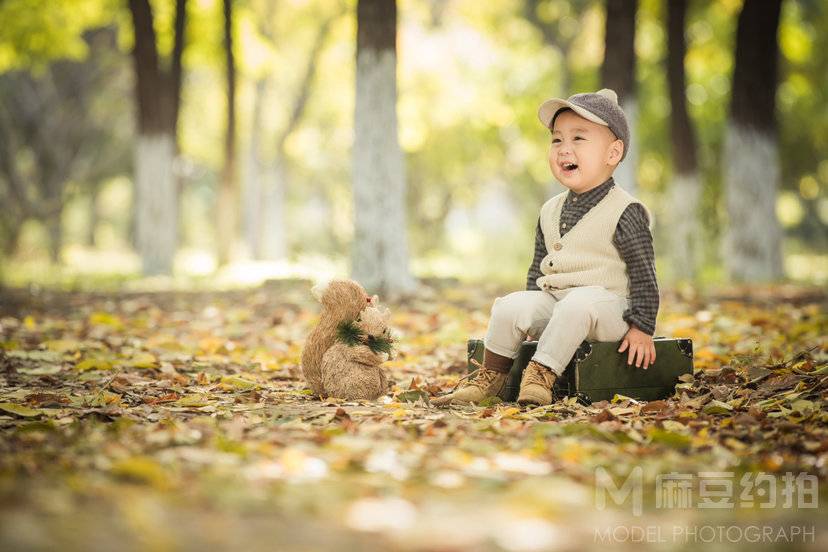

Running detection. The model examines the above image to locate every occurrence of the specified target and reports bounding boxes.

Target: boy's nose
[557,142,573,154]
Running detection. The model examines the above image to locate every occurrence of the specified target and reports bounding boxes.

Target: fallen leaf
[703,400,734,415]
[0,402,43,417]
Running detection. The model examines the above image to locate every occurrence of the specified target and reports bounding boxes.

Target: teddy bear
[300,279,375,396]
[320,304,395,400]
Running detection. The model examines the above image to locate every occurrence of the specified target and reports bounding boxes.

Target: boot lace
[452,358,503,391]
[467,367,501,389]
[523,362,555,388]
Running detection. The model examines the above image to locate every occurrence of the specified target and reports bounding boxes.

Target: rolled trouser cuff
[482,339,518,361]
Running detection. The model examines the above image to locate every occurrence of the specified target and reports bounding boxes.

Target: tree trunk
[127,0,186,275]
[723,0,784,282]
[135,133,178,273]
[87,181,100,247]
[46,211,63,265]
[601,0,638,195]
[171,0,186,132]
[353,0,415,296]
[666,0,702,282]
[217,0,238,266]
[248,10,338,261]
[243,77,267,259]
[1,218,22,257]
[261,162,287,260]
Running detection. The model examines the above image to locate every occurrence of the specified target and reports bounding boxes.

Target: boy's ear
[607,139,624,166]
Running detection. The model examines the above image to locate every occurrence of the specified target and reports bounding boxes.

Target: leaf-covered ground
[0,282,826,551]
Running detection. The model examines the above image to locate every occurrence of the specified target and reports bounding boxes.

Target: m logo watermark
[594,467,818,516]
[594,466,643,516]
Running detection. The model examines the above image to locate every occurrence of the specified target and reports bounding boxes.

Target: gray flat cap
[538,88,630,162]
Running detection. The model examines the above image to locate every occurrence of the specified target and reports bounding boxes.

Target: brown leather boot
[517,361,557,406]
[432,349,512,406]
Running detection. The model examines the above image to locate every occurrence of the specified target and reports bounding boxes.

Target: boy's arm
[526,218,546,291]
[613,203,659,336]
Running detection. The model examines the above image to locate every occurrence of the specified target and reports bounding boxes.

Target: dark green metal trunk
[467,338,693,403]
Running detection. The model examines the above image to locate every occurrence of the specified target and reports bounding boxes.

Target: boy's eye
[551,138,561,143]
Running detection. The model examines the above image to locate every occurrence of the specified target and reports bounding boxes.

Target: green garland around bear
[336,320,394,355]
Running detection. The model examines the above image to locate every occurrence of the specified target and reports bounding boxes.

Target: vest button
[561,223,567,228]
[553,242,562,251]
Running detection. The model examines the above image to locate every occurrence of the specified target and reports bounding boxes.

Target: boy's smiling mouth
[560,161,579,174]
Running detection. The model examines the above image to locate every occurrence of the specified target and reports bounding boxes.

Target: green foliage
[336,320,394,355]
[0,0,116,71]
[336,320,363,347]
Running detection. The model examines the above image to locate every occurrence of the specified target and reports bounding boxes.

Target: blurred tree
[352,0,415,295]
[602,0,638,194]
[242,0,277,262]
[243,1,342,261]
[666,0,701,282]
[127,0,187,275]
[217,0,238,266]
[776,0,828,253]
[523,0,593,96]
[723,0,784,282]
[0,27,131,261]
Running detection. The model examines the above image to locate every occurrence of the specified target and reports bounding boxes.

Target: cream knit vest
[536,185,650,298]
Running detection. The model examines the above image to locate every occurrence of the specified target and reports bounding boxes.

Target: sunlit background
[1,0,826,292]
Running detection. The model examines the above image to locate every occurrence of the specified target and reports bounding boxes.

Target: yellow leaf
[560,441,585,463]
[790,399,815,415]
[110,456,167,488]
[724,437,747,450]
[0,402,42,417]
[85,391,122,407]
[24,315,36,330]
[42,339,81,353]
[499,407,521,419]
[220,375,258,391]
[127,352,157,369]
[174,394,211,407]
[198,337,225,355]
[75,358,113,372]
[703,400,733,415]
[611,394,635,403]
[661,420,688,433]
[88,312,123,329]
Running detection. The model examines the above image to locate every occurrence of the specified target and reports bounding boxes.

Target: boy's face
[548,110,624,194]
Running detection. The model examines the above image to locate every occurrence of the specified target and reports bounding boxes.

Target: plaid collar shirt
[526,177,660,335]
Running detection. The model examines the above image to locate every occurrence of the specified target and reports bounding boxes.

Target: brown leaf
[333,407,354,430]
[25,392,69,407]
[589,409,617,423]
[760,374,801,393]
[640,400,670,414]
[732,413,759,425]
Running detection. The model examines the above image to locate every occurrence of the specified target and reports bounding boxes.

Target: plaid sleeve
[613,203,659,335]
[526,218,546,291]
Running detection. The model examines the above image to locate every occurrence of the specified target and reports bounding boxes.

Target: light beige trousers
[484,286,630,376]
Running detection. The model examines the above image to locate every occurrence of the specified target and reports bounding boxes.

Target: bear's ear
[311,280,331,301]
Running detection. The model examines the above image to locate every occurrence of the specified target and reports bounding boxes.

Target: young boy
[434,88,659,407]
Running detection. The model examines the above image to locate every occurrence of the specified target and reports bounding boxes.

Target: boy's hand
[618,326,656,369]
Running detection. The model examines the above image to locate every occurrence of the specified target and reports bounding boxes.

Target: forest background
[1,0,825,293]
